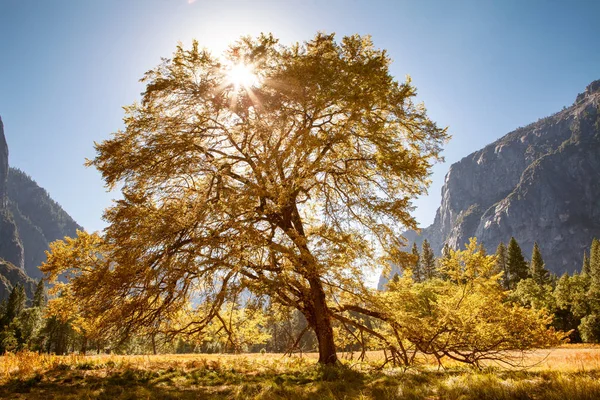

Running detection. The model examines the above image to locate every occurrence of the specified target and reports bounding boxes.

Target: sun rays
[226,63,259,90]
[222,61,261,109]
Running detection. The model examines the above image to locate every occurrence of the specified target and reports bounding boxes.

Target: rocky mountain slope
[0,116,83,298]
[0,260,36,300]
[6,167,83,279]
[380,80,600,289]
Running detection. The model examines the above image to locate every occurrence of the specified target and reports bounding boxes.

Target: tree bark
[308,277,338,365]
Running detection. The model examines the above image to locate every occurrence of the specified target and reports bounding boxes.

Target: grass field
[2,346,600,399]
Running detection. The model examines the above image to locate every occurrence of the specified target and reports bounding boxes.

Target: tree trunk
[81,336,88,355]
[151,333,157,355]
[308,277,338,365]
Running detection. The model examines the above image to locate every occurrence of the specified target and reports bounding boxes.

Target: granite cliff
[0,260,36,301]
[0,116,83,297]
[379,80,600,289]
[0,117,25,272]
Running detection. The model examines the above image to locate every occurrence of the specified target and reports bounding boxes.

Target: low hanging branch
[326,238,566,368]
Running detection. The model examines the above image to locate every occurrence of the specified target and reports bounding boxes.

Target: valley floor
[2,346,600,399]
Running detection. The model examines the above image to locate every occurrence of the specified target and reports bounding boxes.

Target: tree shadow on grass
[0,364,364,400]
[3,365,600,400]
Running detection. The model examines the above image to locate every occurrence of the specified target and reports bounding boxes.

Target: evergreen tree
[42,315,75,355]
[583,251,591,275]
[495,242,509,289]
[590,238,600,286]
[410,242,422,283]
[16,307,44,351]
[586,238,600,314]
[529,242,550,285]
[554,272,590,342]
[506,237,528,290]
[2,284,26,326]
[421,239,436,280]
[33,280,46,308]
[0,299,6,329]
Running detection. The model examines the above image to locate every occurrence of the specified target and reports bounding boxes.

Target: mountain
[379,80,600,289]
[6,168,83,279]
[0,117,26,273]
[0,116,83,287]
[0,259,36,300]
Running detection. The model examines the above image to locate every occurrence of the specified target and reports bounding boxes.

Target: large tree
[43,33,447,364]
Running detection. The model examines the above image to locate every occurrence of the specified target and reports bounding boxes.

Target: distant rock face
[0,259,35,300]
[7,168,83,279]
[0,209,25,269]
[0,117,25,270]
[379,80,600,289]
[0,116,83,284]
[0,117,8,207]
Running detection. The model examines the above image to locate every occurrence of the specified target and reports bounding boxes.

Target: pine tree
[410,242,423,283]
[586,238,600,323]
[421,239,436,280]
[583,251,591,275]
[33,280,46,309]
[3,284,26,326]
[506,237,528,290]
[495,242,509,289]
[591,238,600,286]
[529,242,550,285]
[0,300,6,329]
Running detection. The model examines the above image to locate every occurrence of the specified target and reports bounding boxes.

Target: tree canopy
[42,33,448,364]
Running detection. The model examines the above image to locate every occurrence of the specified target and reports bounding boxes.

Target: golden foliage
[374,238,565,367]
[43,33,447,363]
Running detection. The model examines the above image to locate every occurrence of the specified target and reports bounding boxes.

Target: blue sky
[0,0,599,233]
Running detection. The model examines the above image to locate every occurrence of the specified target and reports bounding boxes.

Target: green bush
[580,314,600,343]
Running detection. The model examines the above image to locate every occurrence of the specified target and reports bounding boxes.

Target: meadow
[2,346,600,399]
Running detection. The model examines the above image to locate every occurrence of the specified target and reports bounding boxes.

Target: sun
[226,63,259,90]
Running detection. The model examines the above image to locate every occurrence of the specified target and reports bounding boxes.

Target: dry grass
[1,346,600,399]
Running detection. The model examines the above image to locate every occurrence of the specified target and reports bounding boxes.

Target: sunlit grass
[2,346,600,399]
